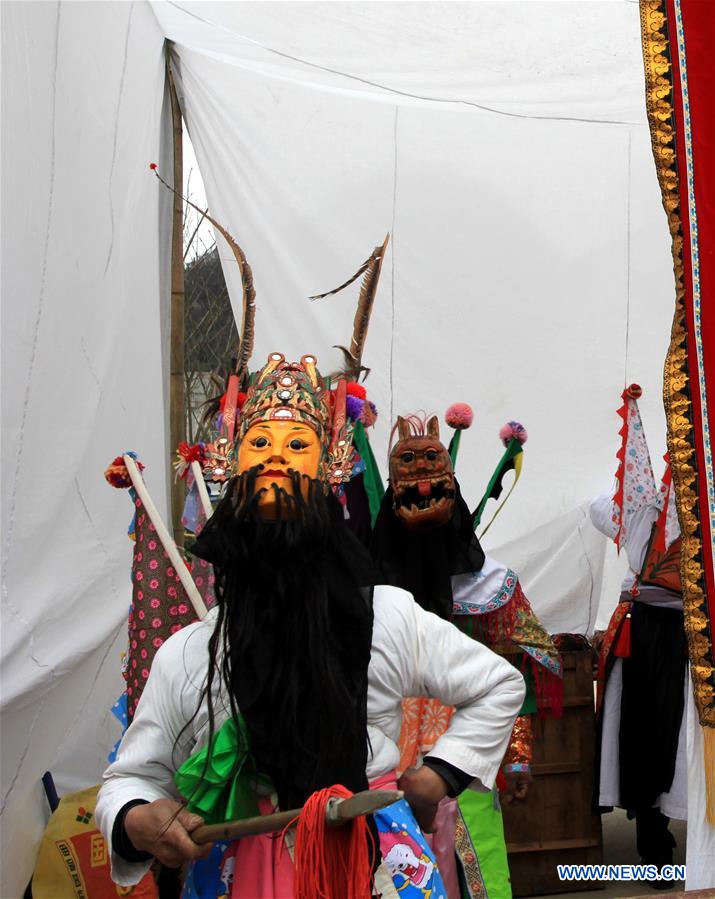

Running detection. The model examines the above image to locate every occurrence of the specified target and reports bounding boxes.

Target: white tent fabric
[156,0,673,637]
[2,2,168,895]
[3,1,704,895]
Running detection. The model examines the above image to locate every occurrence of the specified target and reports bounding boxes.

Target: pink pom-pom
[445,403,473,430]
[499,421,528,446]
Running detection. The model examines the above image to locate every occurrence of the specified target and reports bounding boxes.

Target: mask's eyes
[401,451,415,463]
[288,437,308,451]
[251,435,270,448]
[425,449,438,462]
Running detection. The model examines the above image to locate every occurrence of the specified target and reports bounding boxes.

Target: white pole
[123,454,208,620]
[191,460,214,521]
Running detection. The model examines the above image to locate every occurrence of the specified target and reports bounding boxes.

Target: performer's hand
[591,629,605,676]
[502,770,533,804]
[397,766,449,834]
[124,799,211,868]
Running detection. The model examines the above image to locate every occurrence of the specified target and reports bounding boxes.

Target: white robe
[97,584,526,886]
[590,495,687,819]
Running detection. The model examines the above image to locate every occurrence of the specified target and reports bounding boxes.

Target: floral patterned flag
[126,493,199,721]
[612,385,658,551]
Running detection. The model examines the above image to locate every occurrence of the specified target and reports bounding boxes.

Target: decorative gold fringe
[639,0,715,727]
[704,725,715,826]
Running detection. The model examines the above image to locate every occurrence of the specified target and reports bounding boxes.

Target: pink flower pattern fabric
[126,496,201,721]
[613,396,658,550]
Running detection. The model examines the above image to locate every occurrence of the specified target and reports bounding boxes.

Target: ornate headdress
[240,353,331,440]
[209,352,356,488]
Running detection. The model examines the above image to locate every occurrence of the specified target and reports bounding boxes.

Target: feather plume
[309,257,374,301]
[310,234,389,381]
[349,234,389,376]
[151,167,256,382]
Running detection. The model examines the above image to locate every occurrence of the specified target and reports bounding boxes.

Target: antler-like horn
[151,166,256,383]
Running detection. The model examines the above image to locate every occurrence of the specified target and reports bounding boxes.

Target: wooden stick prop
[191,788,403,845]
[123,454,208,621]
[190,460,213,521]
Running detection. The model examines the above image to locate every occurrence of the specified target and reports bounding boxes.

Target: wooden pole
[123,455,208,620]
[167,47,186,549]
[190,460,214,521]
[192,789,403,844]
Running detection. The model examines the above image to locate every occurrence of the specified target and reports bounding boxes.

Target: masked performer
[371,413,562,899]
[591,385,686,886]
[96,353,525,898]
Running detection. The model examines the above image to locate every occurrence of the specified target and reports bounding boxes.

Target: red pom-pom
[499,421,528,446]
[149,162,157,170]
[104,454,144,489]
[177,442,206,465]
[445,402,473,430]
[346,382,367,401]
[625,383,642,400]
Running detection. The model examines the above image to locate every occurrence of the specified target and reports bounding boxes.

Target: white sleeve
[625,504,659,574]
[95,630,205,886]
[589,493,618,540]
[374,588,525,792]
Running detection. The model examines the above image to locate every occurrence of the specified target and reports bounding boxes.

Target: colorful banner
[639,0,715,734]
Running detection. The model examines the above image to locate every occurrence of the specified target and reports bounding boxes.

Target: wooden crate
[502,647,603,896]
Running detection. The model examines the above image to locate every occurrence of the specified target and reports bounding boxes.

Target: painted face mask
[389,415,456,531]
[232,352,356,517]
[237,419,322,513]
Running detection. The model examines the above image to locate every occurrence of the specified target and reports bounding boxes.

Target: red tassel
[292,785,375,899]
[613,614,631,658]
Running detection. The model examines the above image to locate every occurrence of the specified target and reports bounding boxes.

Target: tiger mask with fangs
[389,415,456,532]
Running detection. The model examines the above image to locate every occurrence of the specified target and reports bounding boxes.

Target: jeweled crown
[239,352,332,442]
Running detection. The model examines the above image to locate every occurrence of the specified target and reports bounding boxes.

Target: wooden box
[502,647,603,896]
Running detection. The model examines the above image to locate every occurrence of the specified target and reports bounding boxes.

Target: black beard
[190,469,376,810]
[371,479,485,619]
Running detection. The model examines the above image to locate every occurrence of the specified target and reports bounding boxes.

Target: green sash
[174,716,268,825]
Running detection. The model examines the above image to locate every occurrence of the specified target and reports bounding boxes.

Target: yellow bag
[32,785,158,898]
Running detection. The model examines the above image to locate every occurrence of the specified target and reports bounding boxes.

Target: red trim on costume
[222,374,240,443]
[613,390,629,551]
[668,0,715,619]
[595,601,632,717]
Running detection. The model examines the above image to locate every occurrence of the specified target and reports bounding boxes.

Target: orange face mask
[236,419,322,516]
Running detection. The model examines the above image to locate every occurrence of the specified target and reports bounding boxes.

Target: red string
[292,785,374,899]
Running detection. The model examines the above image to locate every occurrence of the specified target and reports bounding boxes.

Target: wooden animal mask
[389,416,456,531]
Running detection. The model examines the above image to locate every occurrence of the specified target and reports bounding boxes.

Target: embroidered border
[454,808,488,899]
[452,569,518,616]
[519,644,563,677]
[672,1,715,551]
[638,0,714,724]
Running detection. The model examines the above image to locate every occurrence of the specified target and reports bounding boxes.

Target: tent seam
[1,3,61,688]
[73,478,123,604]
[0,699,46,815]
[389,106,398,428]
[104,2,135,276]
[47,619,126,774]
[164,0,647,128]
[576,508,597,634]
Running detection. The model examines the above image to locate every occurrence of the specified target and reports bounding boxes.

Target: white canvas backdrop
[1,2,168,895]
[156,0,674,636]
[1,1,683,894]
